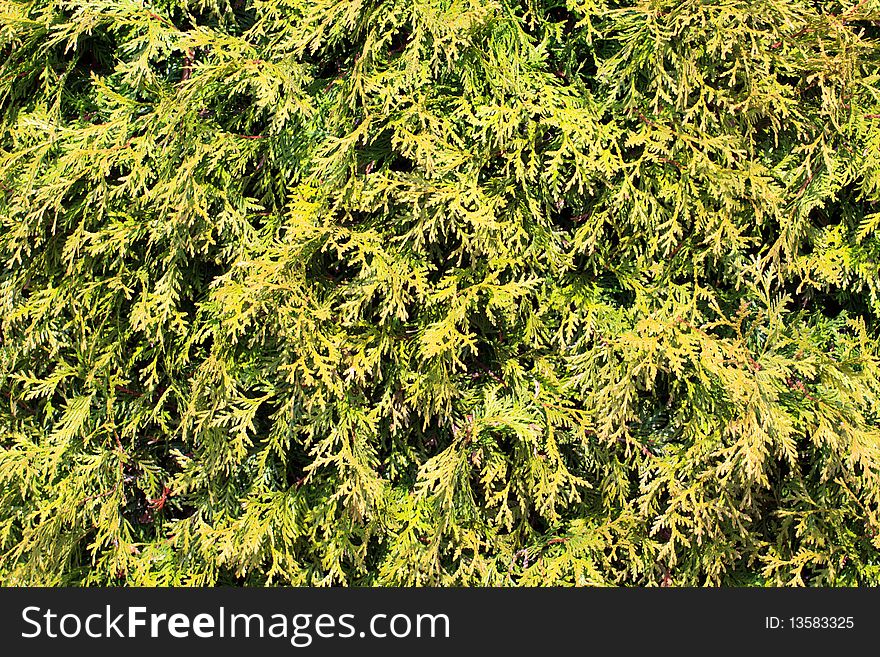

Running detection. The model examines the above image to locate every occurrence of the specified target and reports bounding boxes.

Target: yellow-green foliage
[1,0,880,586]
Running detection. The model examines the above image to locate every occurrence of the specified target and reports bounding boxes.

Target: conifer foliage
[2,0,880,586]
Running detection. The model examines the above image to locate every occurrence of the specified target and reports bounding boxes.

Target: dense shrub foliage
[1,0,880,586]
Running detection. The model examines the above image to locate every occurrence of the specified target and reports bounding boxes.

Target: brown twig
[115,385,143,397]
[146,11,174,28]
[147,485,172,511]
[770,26,809,50]
[795,171,814,198]
[181,49,194,81]
[659,156,684,170]
[668,238,687,259]
[82,483,119,504]
[841,0,870,19]
[1,389,35,414]
[387,37,411,57]
[634,108,658,128]
[786,376,819,404]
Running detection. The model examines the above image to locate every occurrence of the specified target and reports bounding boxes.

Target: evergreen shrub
[2,0,880,585]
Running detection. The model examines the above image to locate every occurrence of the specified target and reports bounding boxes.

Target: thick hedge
[1,0,880,586]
